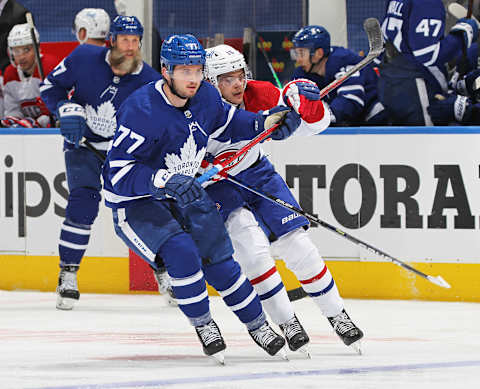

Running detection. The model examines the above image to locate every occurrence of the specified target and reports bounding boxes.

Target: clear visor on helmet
[10,45,33,56]
[290,47,310,61]
[170,66,204,82]
[217,71,247,88]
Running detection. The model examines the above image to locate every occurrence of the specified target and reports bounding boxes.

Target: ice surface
[1,291,479,389]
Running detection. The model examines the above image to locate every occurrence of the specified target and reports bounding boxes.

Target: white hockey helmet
[7,23,39,48]
[74,8,110,43]
[205,44,251,88]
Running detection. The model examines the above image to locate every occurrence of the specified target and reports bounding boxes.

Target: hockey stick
[199,18,384,186]
[25,13,44,80]
[254,30,283,89]
[223,173,451,290]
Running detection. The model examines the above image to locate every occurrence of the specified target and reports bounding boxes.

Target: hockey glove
[428,94,480,124]
[450,18,479,49]
[151,170,203,207]
[56,101,87,148]
[256,106,301,141]
[454,69,480,102]
[282,79,325,123]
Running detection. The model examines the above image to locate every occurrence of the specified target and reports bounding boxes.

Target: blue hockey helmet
[110,15,143,41]
[160,34,206,72]
[292,25,330,56]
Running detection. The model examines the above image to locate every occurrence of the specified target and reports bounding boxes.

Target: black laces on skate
[329,311,356,335]
[196,321,222,346]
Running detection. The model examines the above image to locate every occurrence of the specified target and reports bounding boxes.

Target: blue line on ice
[31,359,480,389]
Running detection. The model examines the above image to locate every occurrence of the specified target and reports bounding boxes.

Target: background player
[203,44,364,353]
[40,16,160,310]
[1,23,57,128]
[103,34,301,361]
[73,8,110,46]
[290,25,387,126]
[379,0,478,125]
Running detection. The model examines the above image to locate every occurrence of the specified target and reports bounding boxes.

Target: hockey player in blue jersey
[102,34,302,361]
[290,25,387,126]
[40,16,161,310]
[378,0,478,125]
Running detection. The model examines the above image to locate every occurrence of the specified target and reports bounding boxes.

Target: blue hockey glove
[256,106,301,141]
[455,69,480,102]
[451,18,479,49]
[151,170,203,207]
[56,101,87,148]
[428,94,480,124]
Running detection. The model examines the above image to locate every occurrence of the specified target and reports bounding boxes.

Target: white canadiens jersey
[203,79,329,180]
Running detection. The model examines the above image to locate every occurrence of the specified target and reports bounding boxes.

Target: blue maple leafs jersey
[381,0,463,91]
[40,44,160,145]
[103,79,261,209]
[292,46,380,124]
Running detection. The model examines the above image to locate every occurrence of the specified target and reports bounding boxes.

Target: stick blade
[363,17,384,54]
[448,2,480,27]
[427,275,451,289]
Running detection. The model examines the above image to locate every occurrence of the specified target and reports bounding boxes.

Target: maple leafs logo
[164,133,206,176]
[85,101,117,138]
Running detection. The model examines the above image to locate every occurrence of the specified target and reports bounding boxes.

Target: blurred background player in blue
[378,0,478,125]
[102,34,302,361]
[290,25,388,126]
[40,15,160,310]
[73,8,110,47]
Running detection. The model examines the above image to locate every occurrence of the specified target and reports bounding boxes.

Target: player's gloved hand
[428,94,480,124]
[0,116,38,128]
[256,106,301,141]
[282,78,325,123]
[56,101,87,148]
[454,69,480,102]
[150,170,203,207]
[450,18,479,49]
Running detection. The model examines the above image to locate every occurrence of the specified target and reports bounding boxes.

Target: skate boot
[195,319,226,364]
[279,315,310,357]
[249,321,287,358]
[153,266,177,306]
[56,265,80,310]
[327,309,364,354]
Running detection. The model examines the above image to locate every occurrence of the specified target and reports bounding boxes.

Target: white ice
[1,291,479,389]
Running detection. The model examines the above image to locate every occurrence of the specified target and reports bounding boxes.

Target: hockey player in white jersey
[201,44,364,353]
[1,23,57,128]
[102,34,303,362]
[40,16,160,311]
[73,8,110,46]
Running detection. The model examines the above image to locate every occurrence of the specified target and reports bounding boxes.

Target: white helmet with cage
[74,8,110,43]
[205,44,251,88]
[7,23,39,48]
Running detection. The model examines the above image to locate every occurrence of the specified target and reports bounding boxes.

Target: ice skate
[56,266,80,310]
[195,319,226,364]
[279,315,311,357]
[249,321,287,359]
[328,309,364,354]
[153,266,177,306]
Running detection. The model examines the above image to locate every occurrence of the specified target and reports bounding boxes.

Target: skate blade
[350,340,363,355]
[56,296,76,310]
[210,351,225,365]
[297,345,311,359]
[278,346,289,361]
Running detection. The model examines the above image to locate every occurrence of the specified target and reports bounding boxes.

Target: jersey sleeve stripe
[111,164,134,186]
[210,104,237,139]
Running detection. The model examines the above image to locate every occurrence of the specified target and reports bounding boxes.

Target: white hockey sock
[271,229,344,318]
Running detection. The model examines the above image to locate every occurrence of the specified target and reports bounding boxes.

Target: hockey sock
[59,219,91,266]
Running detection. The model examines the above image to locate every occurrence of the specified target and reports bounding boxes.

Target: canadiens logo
[208,149,248,181]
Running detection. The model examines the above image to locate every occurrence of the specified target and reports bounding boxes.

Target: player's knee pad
[271,228,324,279]
[65,187,101,225]
[225,207,275,278]
[158,232,203,279]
